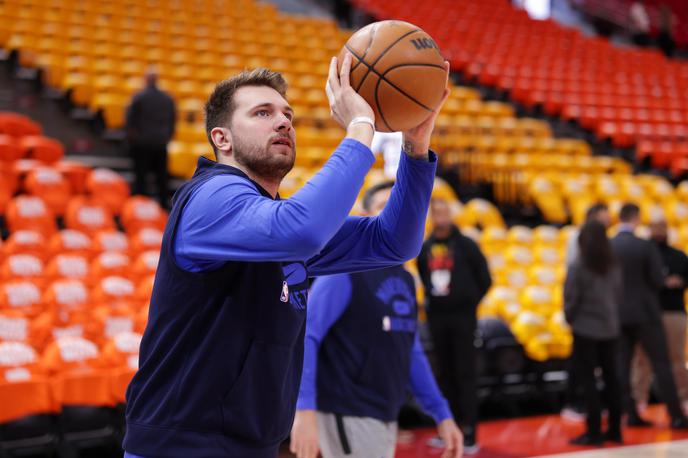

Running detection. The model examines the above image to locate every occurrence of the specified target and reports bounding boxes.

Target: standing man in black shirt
[632,217,688,415]
[126,68,177,208]
[417,198,492,454]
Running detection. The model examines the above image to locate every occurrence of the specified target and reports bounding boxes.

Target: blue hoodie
[123,139,437,457]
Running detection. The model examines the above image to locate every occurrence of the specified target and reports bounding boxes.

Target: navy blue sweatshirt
[123,139,437,457]
[297,268,452,423]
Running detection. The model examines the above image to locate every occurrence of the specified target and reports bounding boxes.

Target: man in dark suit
[611,203,688,429]
[126,68,177,208]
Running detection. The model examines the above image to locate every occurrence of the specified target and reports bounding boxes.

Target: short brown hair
[204,68,288,154]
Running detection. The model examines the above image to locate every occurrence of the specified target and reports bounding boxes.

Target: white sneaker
[464,442,481,455]
[561,406,586,422]
[637,402,648,414]
[426,435,445,448]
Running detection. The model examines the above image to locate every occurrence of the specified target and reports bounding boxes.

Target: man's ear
[210,127,233,158]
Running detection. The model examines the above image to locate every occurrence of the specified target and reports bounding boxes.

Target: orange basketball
[338,20,447,132]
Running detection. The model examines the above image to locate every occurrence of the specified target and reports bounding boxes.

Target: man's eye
[257,110,269,117]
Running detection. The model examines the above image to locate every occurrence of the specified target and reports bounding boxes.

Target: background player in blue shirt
[124,55,450,457]
[290,181,463,458]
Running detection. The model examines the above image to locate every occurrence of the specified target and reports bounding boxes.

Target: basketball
[338,20,447,132]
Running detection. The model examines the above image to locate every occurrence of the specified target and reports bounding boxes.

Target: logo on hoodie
[281,262,308,310]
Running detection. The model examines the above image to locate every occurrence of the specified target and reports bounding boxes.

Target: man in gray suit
[611,203,688,429]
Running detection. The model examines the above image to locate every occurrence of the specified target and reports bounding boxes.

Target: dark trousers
[427,313,477,434]
[130,142,169,208]
[619,323,684,419]
[572,334,622,436]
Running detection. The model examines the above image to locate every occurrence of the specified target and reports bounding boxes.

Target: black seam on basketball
[352,28,422,93]
[381,63,447,111]
[347,47,438,112]
[374,74,394,132]
[351,23,377,74]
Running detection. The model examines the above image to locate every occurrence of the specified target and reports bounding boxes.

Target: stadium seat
[2,230,48,261]
[102,331,142,404]
[120,196,167,233]
[85,168,130,216]
[64,196,116,234]
[90,252,131,281]
[5,195,57,236]
[18,136,65,164]
[24,166,72,215]
[48,230,94,259]
[44,254,90,283]
[91,276,136,307]
[93,230,130,254]
[0,279,43,318]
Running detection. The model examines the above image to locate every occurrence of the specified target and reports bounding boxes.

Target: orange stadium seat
[91,275,136,307]
[18,135,64,164]
[5,195,57,236]
[24,166,72,215]
[101,331,142,404]
[120,196,167,233]
[0,279,44,318]
[2,230,48,261]
[93,230,130,254]
[130,228,163,256]
[64,196,116,234]
[90,251,131,281]
[132,250,159,278]
[55,160,90,195]
[0,341,54,424]
[42,279,90,314]
[85,168,130,216]
[41,336,114,408]
[48,229,94,259]
[0,134,22,161]
[0,309,52,349]
[135,274,155,304]
[1,252,44,282]
[0,112,42,137]
[92,302,137,344]
[44,254,90,283]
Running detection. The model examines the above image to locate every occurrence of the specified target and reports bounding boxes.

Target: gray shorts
[316,412,397,458]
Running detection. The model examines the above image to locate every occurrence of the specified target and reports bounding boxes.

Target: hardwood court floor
[395,406,688,458]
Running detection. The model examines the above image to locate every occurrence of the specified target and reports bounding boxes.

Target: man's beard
[232,133,295,182]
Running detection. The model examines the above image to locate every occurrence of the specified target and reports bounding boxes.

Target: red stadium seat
[18,136,65,164]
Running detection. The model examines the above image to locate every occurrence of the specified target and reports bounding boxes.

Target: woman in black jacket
[564,220,623,446]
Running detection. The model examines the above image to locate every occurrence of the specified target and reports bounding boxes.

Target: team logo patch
[281,262,308,310]
[280,281,289,303]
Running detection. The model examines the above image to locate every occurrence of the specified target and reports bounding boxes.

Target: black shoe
[603,430,623,444]
[627,414,653,427]
[670,417,688,430]
[463,427,480,455]
[570,433,603,446]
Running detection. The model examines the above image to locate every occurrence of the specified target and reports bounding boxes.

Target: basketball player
[290,181,463,458]
[123,54,450,457]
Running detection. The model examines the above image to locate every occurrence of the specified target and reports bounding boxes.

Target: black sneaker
[463,428,480,455]
[570,433,603,446]
[671,416,688,430]
[627,413,653,427]
[603,430,623,444]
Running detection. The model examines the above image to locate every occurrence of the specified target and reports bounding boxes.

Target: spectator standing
[564,221,623,446]
[632,217,688,414]
[125,68,177,208]
[417,198,492,454]
[611,203,688,429]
